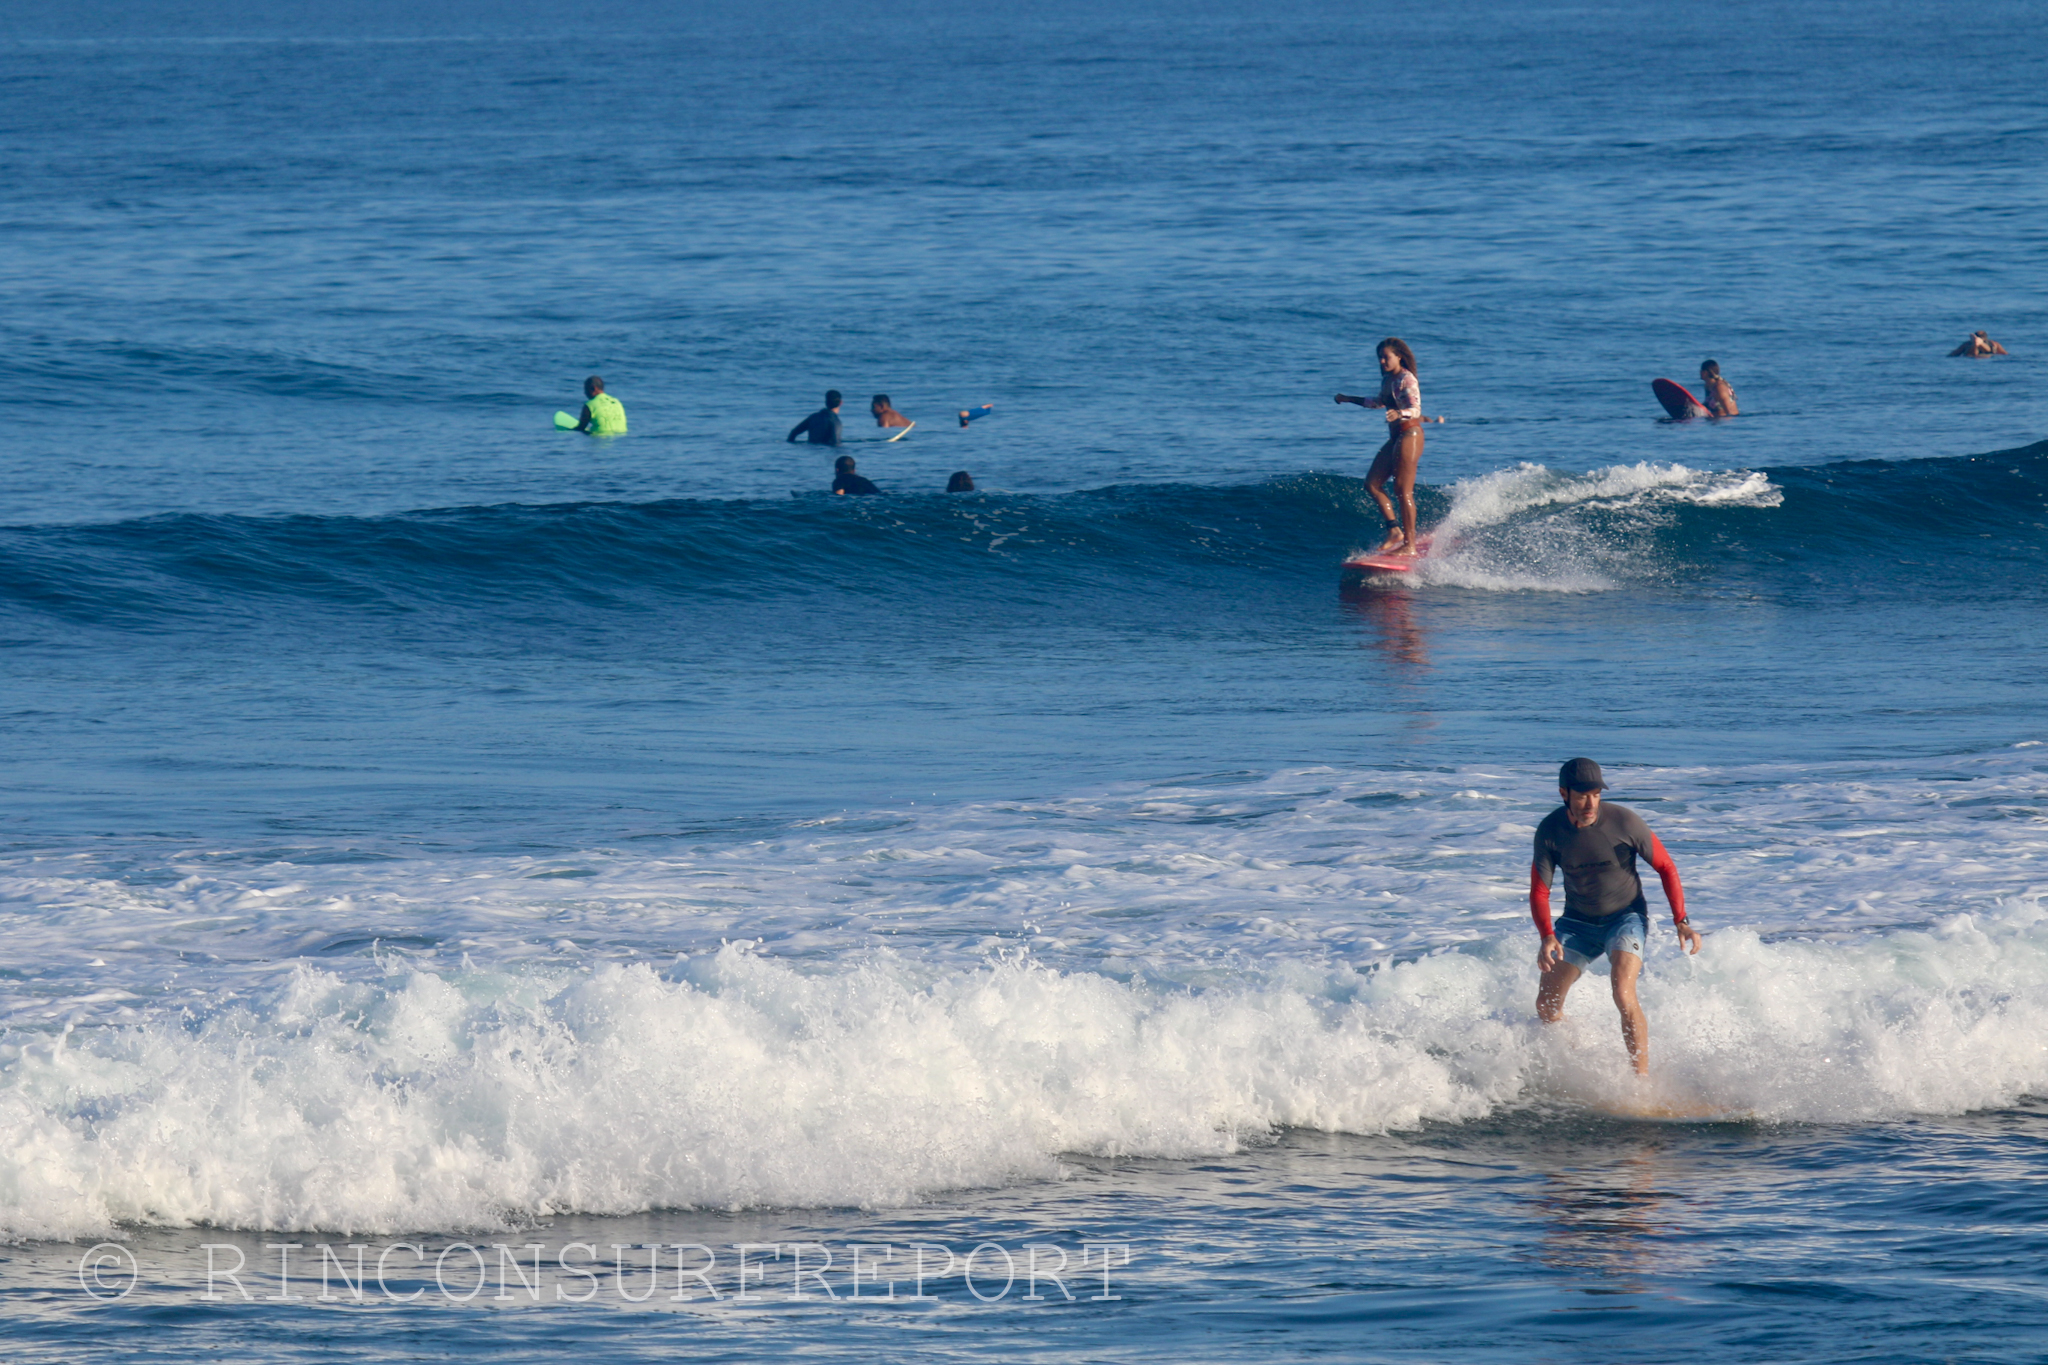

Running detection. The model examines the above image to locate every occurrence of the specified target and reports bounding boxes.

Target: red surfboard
[1342,535,1434,574]
[1652,378,1711,419]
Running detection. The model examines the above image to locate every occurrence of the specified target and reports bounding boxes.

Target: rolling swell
[0,443,2042,635]
[0,476,1409,633]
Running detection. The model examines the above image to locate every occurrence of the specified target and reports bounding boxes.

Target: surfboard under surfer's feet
[1342,534,1433,574]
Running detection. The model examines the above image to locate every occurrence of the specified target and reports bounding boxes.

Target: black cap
[1559,757,1608,791]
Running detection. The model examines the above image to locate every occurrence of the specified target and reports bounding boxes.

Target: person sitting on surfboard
[832,455,881,496]
[870,394,913,429]
[1699,360,1738,417]
[1531,758,1702,1077]
[1949,330,2009,357]
[787,391,844,446]
[574,376,627,434]
[1334,338,1426,555]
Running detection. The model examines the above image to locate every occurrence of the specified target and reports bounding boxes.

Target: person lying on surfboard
[573,376,627,434]
[870,394,913,429]
[1335,338,1426,555]
[1531,758,1702,1077]
[1699,360,1738,417]
[831,454,881,496]
[1949,330,2008,357]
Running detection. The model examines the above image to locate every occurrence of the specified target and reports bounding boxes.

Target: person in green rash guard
[575,375,627,434]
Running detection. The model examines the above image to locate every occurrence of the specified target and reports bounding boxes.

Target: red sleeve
[1645,833,1686,925]
[1529,862,1554,937]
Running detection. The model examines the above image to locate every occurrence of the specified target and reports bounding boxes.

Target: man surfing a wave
[1532,758,1701,1075]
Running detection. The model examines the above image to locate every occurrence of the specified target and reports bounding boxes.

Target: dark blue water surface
[2,1,2045,1361]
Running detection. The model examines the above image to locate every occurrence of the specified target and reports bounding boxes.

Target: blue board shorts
[1555,909,1648,969]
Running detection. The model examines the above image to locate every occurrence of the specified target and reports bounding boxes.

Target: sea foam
[3,903,2044,1239]
[1407,460,1783,591]
[3,746,2044,1239]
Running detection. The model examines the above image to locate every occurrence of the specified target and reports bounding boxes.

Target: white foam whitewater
[1,743,2043,1239]
[1390,460,1784,591]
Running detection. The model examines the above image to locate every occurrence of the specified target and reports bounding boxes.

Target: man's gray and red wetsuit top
[1528,802,1685,936]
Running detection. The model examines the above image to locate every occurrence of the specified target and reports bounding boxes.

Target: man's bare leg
[1537,959,1581,1023]
[1609,951,1649,1075]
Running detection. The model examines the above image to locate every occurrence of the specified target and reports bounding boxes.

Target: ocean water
[2,0,2045,1360]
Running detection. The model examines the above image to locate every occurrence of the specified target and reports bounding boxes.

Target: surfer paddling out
[1532,758,1702,1077]
[1335,338,1433,556]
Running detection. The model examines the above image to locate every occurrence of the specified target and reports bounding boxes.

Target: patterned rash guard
[1363,368,1421,420]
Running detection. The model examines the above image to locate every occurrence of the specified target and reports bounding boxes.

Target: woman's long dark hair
[1378,337,1417,374]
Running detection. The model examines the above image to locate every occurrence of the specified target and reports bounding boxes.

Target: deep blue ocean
[2,1,2045,1360]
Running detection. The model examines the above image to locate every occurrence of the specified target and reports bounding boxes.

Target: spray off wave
[1403,460,1785,590]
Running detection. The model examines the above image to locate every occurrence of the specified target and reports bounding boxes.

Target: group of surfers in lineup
[570,322,2013,542]
[566,380,983,494]
[784,389,981,495]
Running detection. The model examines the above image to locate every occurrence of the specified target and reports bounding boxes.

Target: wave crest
[6,897,2046,1239]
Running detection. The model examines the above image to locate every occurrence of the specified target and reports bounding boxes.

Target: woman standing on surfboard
[1335,339,1425,555]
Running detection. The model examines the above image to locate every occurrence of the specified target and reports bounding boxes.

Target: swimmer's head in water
[826,390,842,408]
[834,455,856,474]
[1700,359,1721,379]
[947,471,975,492]
[1377,337,1416,374]
[871,394,891,410]
[585,375,605,397]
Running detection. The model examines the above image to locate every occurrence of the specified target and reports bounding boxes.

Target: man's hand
[1537,935,1563,970]
[1677,920,1703,955]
